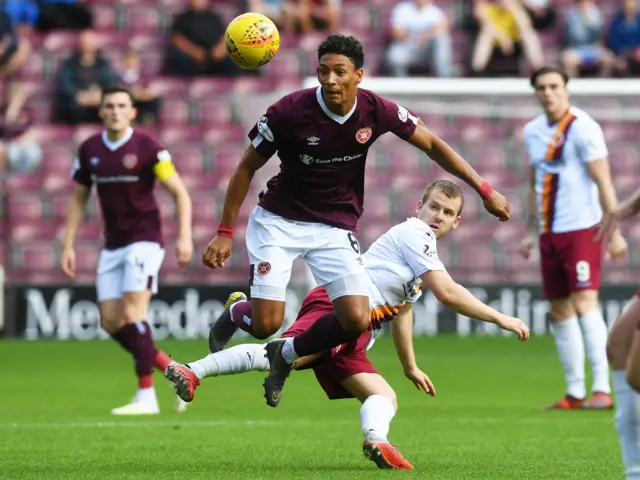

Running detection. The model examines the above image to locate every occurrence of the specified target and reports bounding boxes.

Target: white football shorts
[96,241,165,302]
[245,206,369,302]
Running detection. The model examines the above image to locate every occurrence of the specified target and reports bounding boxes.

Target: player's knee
[627,368,640,393]
[100,315,123,334]
[340,311,369,335]
[386,392,398,412]
[251,322,279,339]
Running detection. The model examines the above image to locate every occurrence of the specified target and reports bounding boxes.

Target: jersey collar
[316,87,357,125]
[101,127,134,151]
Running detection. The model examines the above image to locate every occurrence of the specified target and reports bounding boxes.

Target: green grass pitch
[0,335,622,479]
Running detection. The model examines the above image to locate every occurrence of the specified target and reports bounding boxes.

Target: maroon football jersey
[72,128,168,249]
[248,87,419,232]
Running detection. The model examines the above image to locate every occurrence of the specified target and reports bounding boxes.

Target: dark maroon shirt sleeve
[247,97,290,159]
[71,142,92,187]
[377,95,419,141]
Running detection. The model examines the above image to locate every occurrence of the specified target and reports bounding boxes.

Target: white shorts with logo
[246,206,369,302]
[96,241,165,302]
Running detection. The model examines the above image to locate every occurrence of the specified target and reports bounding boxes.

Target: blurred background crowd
[1,0,640,287]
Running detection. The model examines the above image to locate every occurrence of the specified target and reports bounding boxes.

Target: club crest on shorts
[355,127,372,144]
[122,154,138,169]
[256,261,271,276]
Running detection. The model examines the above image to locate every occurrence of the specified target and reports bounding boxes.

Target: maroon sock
[110,323,138,354]
[133,321,158,378]
[292,313,359,357]
[230,300,254,334]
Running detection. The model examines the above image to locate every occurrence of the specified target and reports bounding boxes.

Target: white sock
[187,343,269,379]
[579,309,611,394]
[360,394,396,442]
[613,370,640,476]
[136,387,157,405]
[281,338,299,365]
[551,316,586,399]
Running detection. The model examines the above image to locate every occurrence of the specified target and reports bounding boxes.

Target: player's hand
[61,247,76,278]
[607,230,628,264]
[482,190,511,222]
[517,234,534,260]
[404,367,436,396]
[495,315,530,342]
[596,206,624,243]
[202,235,232,269]
[176,235,194,266]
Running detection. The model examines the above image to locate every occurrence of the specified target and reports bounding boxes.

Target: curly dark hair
[317,34,365,69]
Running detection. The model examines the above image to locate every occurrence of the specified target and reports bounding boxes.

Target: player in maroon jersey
[202,35,511,402]
[598,189,640,478]
[61,86,194,415]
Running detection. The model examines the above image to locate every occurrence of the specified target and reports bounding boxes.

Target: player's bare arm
[422,269,530,342]
[202,145,269,269]
[598,186,640,241]
[519,165,537,260]
[61,184,91,278]
[585,158,628,262]
[390,303,435,396]
[160,173,193,265]
[407,121,511,222]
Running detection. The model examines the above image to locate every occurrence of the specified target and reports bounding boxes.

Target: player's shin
[285,313,358,364]
[187,343,269,379]
[613,371,640,473]
[579,309,611,394]
[360,394,397,442]
[551,316,587,399]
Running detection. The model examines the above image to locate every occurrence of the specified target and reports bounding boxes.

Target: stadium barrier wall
[2,283,637,340]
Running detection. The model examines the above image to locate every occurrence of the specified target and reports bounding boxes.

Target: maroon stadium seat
[92,4,118,31]
[73,242,101,273]
[160,125,203,145]
[196,98,233,126]
[149,78,190,98]
[609,144,639,176]
[202,124,245,147]
[192,194,217,223]
[360,221,391,249]
[189,78,235,98]
[19,242,57,271]
[122,5,162,33]
[171,144,207,173]
[4,173,43,196]
[159,97,190,125]
[362,193,392,222]
[42,146,73,176]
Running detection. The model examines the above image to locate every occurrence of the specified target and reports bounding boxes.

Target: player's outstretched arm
[518,165,537,260]
[203,145,269,269]
[421,269,530,342]
[390,304,436,396]
[61,184,90,278]
[160,173,193,265]
[407,121,511,222]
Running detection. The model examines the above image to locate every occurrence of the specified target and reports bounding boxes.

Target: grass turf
[0,335,621,479]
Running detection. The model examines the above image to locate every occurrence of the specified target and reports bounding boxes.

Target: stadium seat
[203,124,246,147]
[149,78,190,98]
[159,97,190,125]
[189,78,235,99]
[92,4,118,31]
[195,98,233,126]
[341,4,373,34]
[73,243,100,272]
[192,194,218,223]
[171,144,207,173]
[362,193,391,222]
[16,242,57,271]
[160,126,203,145]
[122,5,162,33]
[609,144,639,176]
[4,173,43,196]
[9,221,56,242]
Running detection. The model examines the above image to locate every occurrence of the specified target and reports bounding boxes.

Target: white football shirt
[523,106,607,234]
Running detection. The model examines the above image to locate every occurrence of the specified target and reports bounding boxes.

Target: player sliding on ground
[61,86,194,415]
[202,34,512,380]
[598,189,640,480]
[167,181,529,471]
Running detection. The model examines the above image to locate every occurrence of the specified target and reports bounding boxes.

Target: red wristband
[217,224,233,238]
[479,181,494,200]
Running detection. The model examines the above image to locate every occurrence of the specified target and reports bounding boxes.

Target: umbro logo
[307,136,320,146]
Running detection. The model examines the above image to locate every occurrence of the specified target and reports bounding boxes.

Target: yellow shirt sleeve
[153,149,176,181]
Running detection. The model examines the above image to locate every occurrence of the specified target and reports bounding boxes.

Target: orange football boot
[545,395,585,410]
[164,364,200,402]
[363,440,414,470]
[583,392,614,410]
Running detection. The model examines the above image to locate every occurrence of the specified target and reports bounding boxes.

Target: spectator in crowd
[607,0,640,76]
[119,47,160,125]
[521,0,555,31]
[37,0,92,32]
[0,82,42,177]
[562,0,613,77]
[2,0,39,35]
[166,0,239,77]
[470,0,543,75]
[55,29,119,124]
[385,0,453,77]
[0,6,30,78]
[248,0,340,34]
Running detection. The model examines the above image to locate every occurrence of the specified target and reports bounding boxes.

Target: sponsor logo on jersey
[398,105,409,122]
[550,131,565,148]
[123,154,138,169]
[257,116,275,142]
[355,127,372,144]
[257,261,271,276]
[307,136,320,146]
[90,157,100,166]
[298,153,364,165]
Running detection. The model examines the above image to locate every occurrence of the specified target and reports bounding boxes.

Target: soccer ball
[225,13,280,69]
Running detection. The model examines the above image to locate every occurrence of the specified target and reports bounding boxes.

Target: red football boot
[363,439,414,470]
[583,392,614,410]
[545,395,585,410]
[165,364,200,402]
